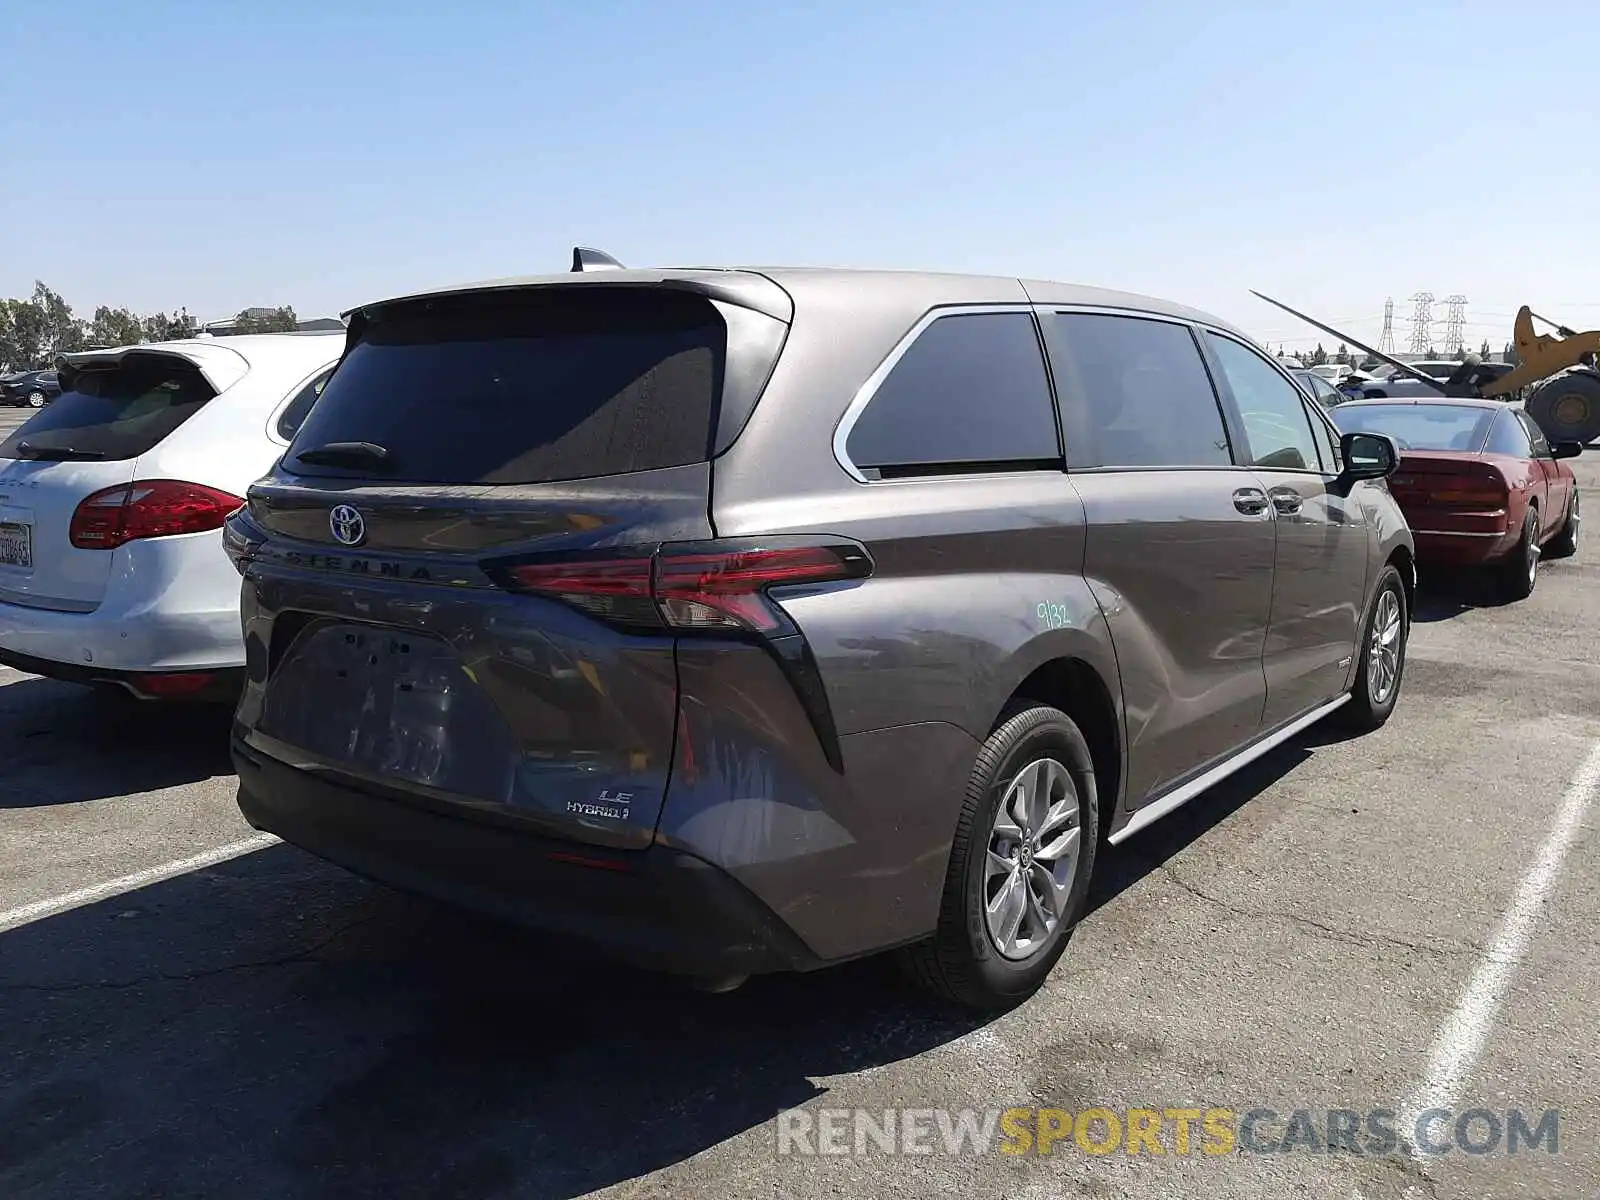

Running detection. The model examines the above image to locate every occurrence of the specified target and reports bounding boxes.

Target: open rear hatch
[235,278,796,850]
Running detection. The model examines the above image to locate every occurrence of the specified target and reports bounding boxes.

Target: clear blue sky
[3,0,1595,352]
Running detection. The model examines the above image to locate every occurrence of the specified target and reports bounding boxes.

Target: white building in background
[200,308,345,336]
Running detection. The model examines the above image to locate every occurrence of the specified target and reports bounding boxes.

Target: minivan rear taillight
[497,540,873,635]
[70,480,246,550]
[493,538,870,775]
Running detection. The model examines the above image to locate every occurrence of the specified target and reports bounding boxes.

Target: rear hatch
[1333,403,1508,520]
[0,346,244,612]
[235,279,796,850]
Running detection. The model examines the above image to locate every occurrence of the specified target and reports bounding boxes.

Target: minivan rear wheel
[900,704,1098,1011]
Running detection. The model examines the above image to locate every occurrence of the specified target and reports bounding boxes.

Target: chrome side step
[1107,693,1350,846]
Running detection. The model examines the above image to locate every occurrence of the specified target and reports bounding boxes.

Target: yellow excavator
[1253,292,1600,445]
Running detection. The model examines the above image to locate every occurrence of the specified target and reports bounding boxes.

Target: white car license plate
[0,521,33,569]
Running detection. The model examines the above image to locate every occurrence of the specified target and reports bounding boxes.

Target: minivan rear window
[286,290,726,485]
[0,355,217,463]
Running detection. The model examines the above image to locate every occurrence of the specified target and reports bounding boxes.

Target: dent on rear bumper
[0,602,244,672]
[0,530,245,672]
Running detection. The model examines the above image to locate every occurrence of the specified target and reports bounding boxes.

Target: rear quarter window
[843,311,1060,478]
[285,290,726,485]
[0,355,217,462]
[1485,410,1532,456]
[274,368,335,441]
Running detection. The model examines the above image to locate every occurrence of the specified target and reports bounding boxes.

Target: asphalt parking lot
[1,405,1596,1200]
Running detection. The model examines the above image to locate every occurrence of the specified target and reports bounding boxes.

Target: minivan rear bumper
[231,736,822,978]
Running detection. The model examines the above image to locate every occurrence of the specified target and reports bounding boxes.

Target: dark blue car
[0,369,60,409]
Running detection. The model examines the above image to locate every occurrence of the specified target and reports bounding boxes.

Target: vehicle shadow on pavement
[1411,571,1518,622]
[0,680,234,808]
[1086,738,1321,916]
[0,844,992,1199]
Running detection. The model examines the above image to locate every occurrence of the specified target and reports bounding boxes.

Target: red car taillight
[70,480,246,550]
[1430,470,1509,509]
[500,541,872,635]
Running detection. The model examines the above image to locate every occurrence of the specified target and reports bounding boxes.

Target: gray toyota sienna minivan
[225,255,1413,1010]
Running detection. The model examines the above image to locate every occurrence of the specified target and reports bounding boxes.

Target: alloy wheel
[984,757,1082,961]
[1367,587,1403,705]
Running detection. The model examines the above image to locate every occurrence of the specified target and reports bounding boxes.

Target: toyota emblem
[329,504,366,546]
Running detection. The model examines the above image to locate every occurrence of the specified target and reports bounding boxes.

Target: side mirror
[1338,431,1399,483]
[1551,440,1584,460]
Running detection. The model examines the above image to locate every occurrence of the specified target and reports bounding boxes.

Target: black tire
[900,704,1098,1011]
[1494,509,1541,602]
[1546,489,1580,560]
[1338,565,1408,731]
[1526,372,1600,446]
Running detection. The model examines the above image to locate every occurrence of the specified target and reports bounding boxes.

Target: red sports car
[1331,398,1583,601]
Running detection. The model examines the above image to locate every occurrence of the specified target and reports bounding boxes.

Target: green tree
[1334,343,1349,364]
[143,308,199,342]
[233,306,298,334]
[0,282,85,370]
[30,282,85,360]
[1309,342,1328,366]
[87,305,146,349]
[0,300,25,372]
[1480,338,1492,359]
[1453,347,1467,361]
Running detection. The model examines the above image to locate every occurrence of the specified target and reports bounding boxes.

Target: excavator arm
[1481,306,1600,397]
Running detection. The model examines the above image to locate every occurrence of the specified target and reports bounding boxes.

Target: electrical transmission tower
[1443,295,1468,355]
[1378,298,1396,355]
[1408,292,1435,355]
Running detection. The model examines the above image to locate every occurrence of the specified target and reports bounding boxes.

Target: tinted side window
[1048,313,1232,469]
[1516,411,1552,458]
[275,368,334,441]
[1207,334,1323,471]
[845,312,1059,477]
[1485,410,1531,456]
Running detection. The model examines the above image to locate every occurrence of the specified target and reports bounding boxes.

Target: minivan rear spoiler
[340,265,795,325]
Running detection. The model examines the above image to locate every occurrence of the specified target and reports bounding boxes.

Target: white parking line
[0,833,280,933]
[1400,738,1600,1151]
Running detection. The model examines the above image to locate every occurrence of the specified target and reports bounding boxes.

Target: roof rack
[571,246,625,272]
